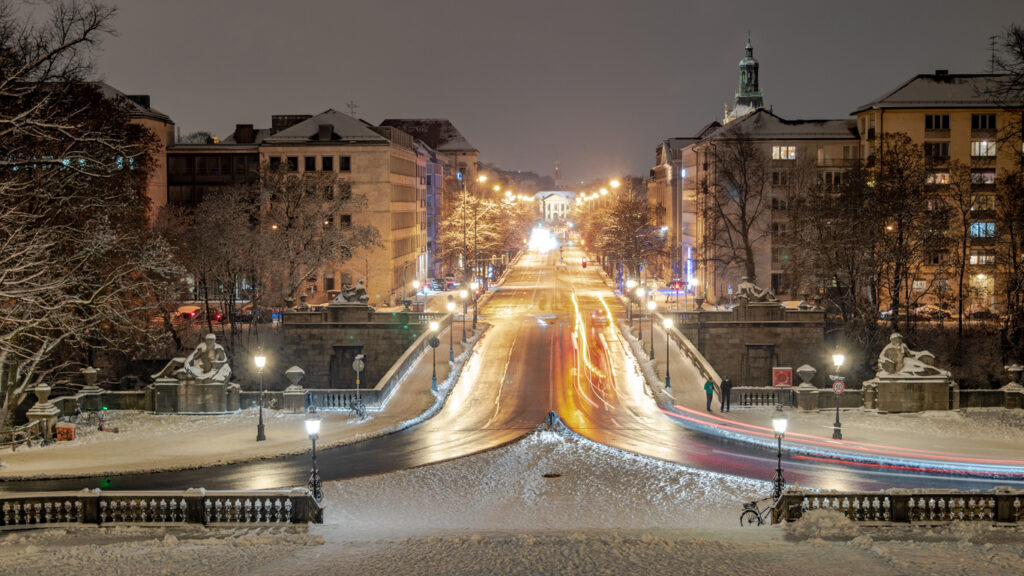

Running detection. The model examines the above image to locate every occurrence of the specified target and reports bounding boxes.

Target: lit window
[971,141,997,157]
[969,222,995,238]
[772,146,796,160]
[971,170,996,185]
[927,172,950,185]
[969,249,996,265]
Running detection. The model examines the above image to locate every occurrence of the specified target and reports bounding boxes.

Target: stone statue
[152,333,232,383]
[735,276,776,303]
[332,279,369,304]
[877,333,950,378]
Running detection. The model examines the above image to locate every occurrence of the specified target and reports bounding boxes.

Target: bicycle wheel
[740,509,762,527]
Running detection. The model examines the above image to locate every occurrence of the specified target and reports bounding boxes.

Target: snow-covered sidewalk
[0,324,488,480]
[2,420,1021,575]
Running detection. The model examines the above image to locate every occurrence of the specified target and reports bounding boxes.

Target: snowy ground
[2,423,1021,575]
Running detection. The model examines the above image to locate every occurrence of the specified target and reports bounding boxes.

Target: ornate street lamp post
[254,354,267,442]
[305,406,323,502]
[626,279,637,326]
[663,317,674,391]
[470,281,479,330]
[647,300,656,360]
[635,287,646,338]
[446,301,456,362]
[429,321,440,392]
[459,289,469,342]
[832,351,845,440]
[771,411,788,500]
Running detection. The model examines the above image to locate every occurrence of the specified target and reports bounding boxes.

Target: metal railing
[773,489,1024,525]
[0,488,323,529]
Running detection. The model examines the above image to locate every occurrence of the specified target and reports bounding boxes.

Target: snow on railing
[0,487,323,529]
[773,488,1024,524]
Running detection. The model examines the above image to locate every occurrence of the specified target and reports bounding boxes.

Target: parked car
[915,305,952,321]
[591,308,609,327]
[967,306,1000,321]
[429,278,445,291]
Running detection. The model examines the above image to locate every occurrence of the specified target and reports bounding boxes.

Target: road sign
[353,354,365,373]
[832,377,845,395]
[772,367,793,388]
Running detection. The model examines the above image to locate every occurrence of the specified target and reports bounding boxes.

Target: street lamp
[470,281,479,330]
[636,287,646,339]
[254,354,267,442]
[446,301,456,362]
[459,289,469,342]
[429,321,440,392]
[304,406,323,502]
[832,351,845,440]
[771,410,788,500]
[647,300,656,358]
[663,317,674,391]
[626,279,637,326]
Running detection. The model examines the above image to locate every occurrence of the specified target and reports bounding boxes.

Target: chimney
[935,69,949,76]
[234,124,255,144]
[318,124,334,141]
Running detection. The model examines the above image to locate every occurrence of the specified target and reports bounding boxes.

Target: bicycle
[740,496,776,526]
[350,398,367,421]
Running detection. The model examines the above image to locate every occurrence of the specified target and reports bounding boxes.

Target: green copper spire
[735,37,763,110]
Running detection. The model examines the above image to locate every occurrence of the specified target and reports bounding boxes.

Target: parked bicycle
[740,496,776,526]
[350,398,367,421]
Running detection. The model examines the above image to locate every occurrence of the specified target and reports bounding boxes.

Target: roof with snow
[263,109,388,144]
[379,119,477,152]
[853,73,1012,113]
[704,109,856,141]
[94,82,173,124]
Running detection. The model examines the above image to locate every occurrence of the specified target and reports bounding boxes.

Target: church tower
[724,37,765,123]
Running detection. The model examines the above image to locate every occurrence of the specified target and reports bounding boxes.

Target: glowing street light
[771,410,788,499]
[610,179,620,188]
[304,406,323,501]
[254,354,267,442]
[832,351,845,440]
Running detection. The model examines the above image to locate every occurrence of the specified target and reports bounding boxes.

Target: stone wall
[278,304,441,389]
[672,301,826,388]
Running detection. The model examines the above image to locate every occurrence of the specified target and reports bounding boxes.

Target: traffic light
[672,281,683,290]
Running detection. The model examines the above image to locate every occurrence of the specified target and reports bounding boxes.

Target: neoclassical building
[536,191,575,222]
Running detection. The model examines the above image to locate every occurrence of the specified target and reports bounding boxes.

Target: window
[971,194,996,211]
[339,214,352,227]
[771,171,788,186]
[971,141,997,157]
[816,147,825,164]
[842,145,856,160]
[927,251,943,265]
[304,156,316,171]
[912,280,927,292]
[971,170,996,185]
[771,145,796,160]
[324,215,334,227]
[970,222,996,238]
[819,172,843,187]
[924,142,949,159]
[324,186,334,200]
[339,156,351,171]
[168,156,192,176]
[925,114,950,130]
[321,156,333,171]
[324,271,335,292]
[972,114,996,130]
[927,172,950,185]
[771,197,788,210]
[771,222,787,235]
[970,249,996,265]
[269,157,282,170]
[234,156,247,175]
[286,156,298,171]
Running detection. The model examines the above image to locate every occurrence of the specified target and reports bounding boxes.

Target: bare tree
[587,193,666,279]
[0,1,179,434]
[708,131,771,284]
[944,160,975,337]
[996,169,1024,359]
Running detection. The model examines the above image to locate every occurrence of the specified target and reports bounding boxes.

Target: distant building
[536,191,575,222]
[853,71,1021,309]
[95,83,175,215]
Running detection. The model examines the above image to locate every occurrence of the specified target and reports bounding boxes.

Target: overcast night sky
[98,0,1023,183]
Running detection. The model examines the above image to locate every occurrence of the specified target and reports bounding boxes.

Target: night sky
[98,0,1023,182]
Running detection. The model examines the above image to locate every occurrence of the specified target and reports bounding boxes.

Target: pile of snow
[784,509,862,541]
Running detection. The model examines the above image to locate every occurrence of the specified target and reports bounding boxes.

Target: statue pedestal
[153,378,179,414]
[283,385,307,413]
[26,402,61,442]
[869,376,955,413]
[1002,382,1023,410]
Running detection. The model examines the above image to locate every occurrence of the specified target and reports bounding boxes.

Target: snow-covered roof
[93,82,173,124]
[379,119,478,152]
[705,109,856,141]
[853,73,1011,113]
[263,109,388,144]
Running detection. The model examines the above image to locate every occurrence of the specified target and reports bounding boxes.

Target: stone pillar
[1003,364,1023,409]
[863,383,877,410]
[153,377,180,414]
[78,366,103,412]
[283,366,307,413]
[25,383,61,442]
[794,364,818,412]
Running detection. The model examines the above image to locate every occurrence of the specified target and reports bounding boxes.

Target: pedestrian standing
[720,376,733,412]
[704,379,715,412]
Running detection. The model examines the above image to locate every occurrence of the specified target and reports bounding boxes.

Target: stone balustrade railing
[0,488,323,529]
[773,489,1024,525]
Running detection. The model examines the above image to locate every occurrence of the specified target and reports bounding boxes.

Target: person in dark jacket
[703,379,715,412]
[720,377,733,412]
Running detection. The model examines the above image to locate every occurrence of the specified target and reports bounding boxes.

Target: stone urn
[283,366,308,413]
[80,366,101,391]
[33,383,52,404]
[796,364,817,389]
[285,366,306,390]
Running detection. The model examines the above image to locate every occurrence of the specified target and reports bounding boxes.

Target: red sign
[832,378,845,395]
[772,367,793,388]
